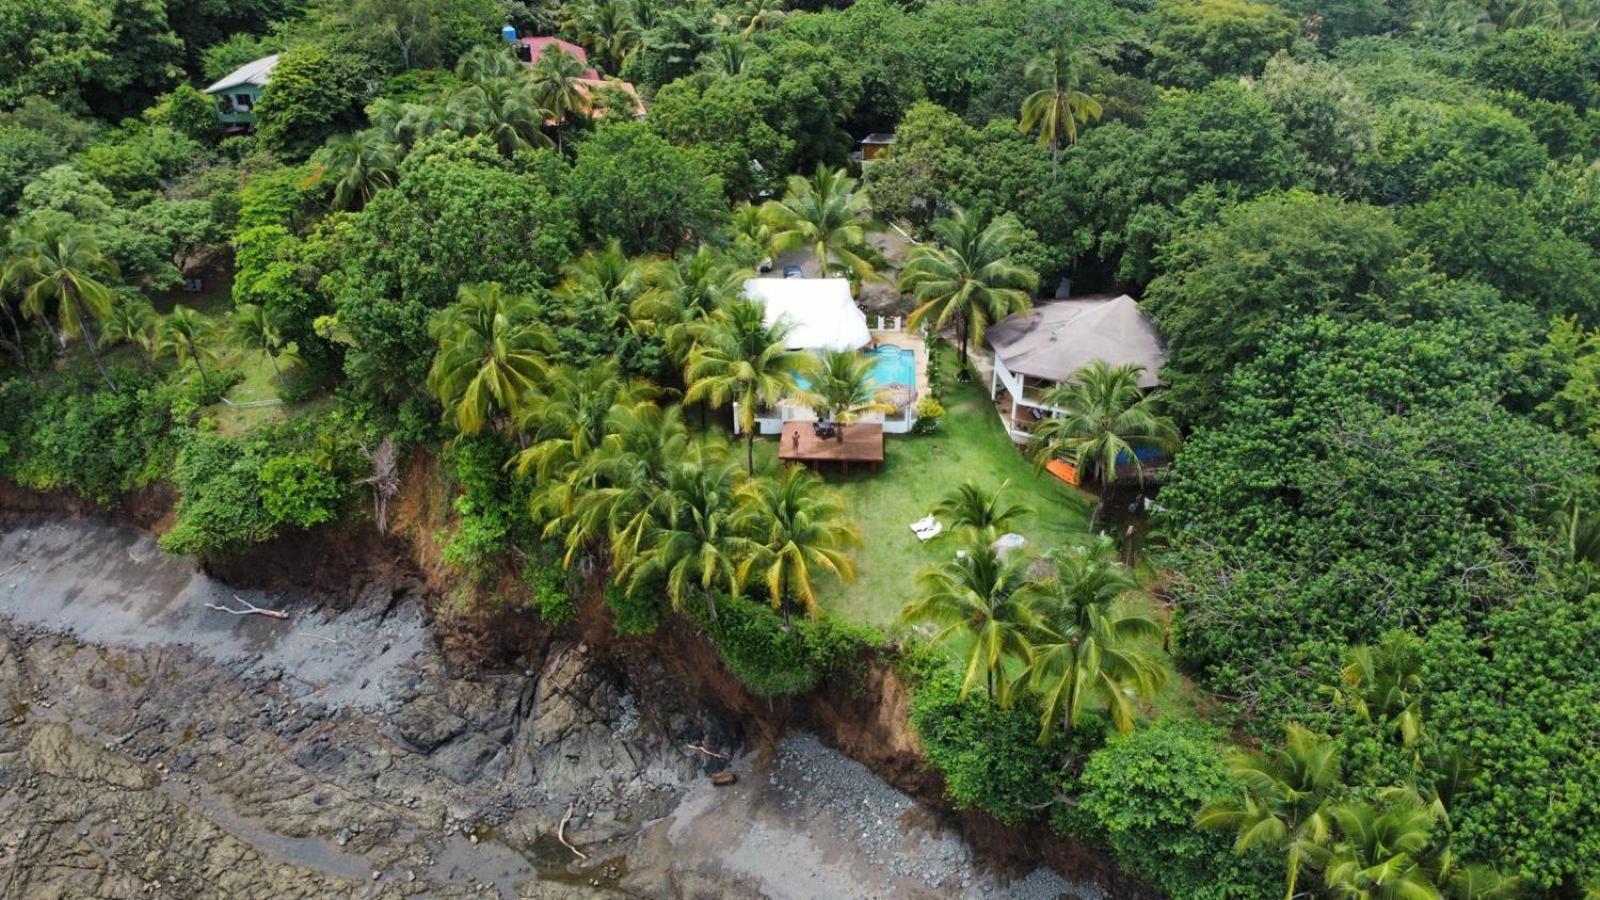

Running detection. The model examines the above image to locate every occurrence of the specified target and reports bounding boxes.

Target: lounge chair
[910,515,942,541]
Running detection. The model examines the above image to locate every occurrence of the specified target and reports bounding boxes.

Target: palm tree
[685,298,810,473]
[322,130,397,211]
[763,166,883,282]
[806,350,895,431]
[99,296,158,371]
[456,43,521,84]
[698,38,750,80]
[513,359,657,483]
[934,478,1032,543]
[158,305,219,385]
[449,77,554,157]
[735,0,789,37]
[560,239,649,311]
[427,282,553,435]
[901,206,1037,373]
[562,403,690,567]
[3,224,120,391]
[367,98,449,154]
[1333,631,1426,749]
[563,0,640,72]
[617,441,745,622]
[229,303,294,386]
[1197,724,1344,900]
[635,247,749,372]
[729,201,774,263]
[1321,796,1441,900]
[900,539,1037,704]
[1031,361,1181,531]
[531,46,592,135]
[1021,540,1165,741]
[1018,46,1103,173]
[735,464,860,622]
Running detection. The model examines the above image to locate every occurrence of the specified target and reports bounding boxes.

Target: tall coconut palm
[367,98,449,154]
[427,282,553,435]
[1031,361,1181,531]
[322,130,397,211]
[735,464,860,621]
[449,77,554,157]
[1321,796,1441,900]
[1333,631,1426,749]
[563,403,690,567]
[3,224,120,391]
[900,539,1037,704]
[934,478,1032,543]
[735,0,789,37]
[1198,724,1344,900]
[513,359,657,483]
[456,43,521,84]
[901,206,1037,373]
[1018,46,1103,172]
[1021,540,1165,741]
[99,296,159,371]
[634,246,748,370]
[229,302,295,385]
[729,201,774,263]
[763,166,883,282]
[158,305,219,385]
[560,239,649,311]
[563,0,641,72]
[686,298,810,473]
[617,441,745,621]
[697,38,750,81]
[531,45,593,134]
[807,349,895,430]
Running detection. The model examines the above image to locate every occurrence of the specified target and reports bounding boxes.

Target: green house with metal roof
[204,54,278,129]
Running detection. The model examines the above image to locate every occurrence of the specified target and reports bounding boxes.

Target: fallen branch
[685,742,730,761]
[203,595,290,620]
[557,803,588,860]
[290,630,340,644]
[0,561,22,579]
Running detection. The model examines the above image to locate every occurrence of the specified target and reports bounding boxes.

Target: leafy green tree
[1031,362,1180,530]
[934,479,1031,543]
[1473,26,1594,109]
[1143,191,1406,424]
[805,350,894,430]
[901,205,1037,371]
[734,464,860,621]
[763,166,882,282]
[648,75,795,200]
[1022,539,1165,741]
[258,453,342,529]
[901,539,1037,704]
[1361,99,1547,204]
[616,440,744,622]
[1252,54,1375,195]
[569,123,727,254]
[685,298,808,472]
[255,43,377,160]
[1198,724,1344,900]
[318,0,501,70]
[1146,0,1297,89]
[426,282,552,435]
[1017,47,1104,171]
[3,223,120,391]
[157,305,218,385]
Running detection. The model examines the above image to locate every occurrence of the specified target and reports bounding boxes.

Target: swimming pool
[794,345,915,391]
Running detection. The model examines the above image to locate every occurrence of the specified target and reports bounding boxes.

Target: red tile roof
[518,37,599,78]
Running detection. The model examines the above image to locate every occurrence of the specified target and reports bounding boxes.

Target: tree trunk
[746,429,756,474]
[1089,480,1111,533]
[267,351,283,385]
[187,338,208,386]
[704,588,719,623]
[83,322,117,393]
[0,303,31,373]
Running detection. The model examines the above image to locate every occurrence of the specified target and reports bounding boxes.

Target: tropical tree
[734,0,789,38]
[1321,796,1442,900]
[229,302,296,386]
[1018,46,1104,172]
[901,206,1037,372]
[513,359,657,483]
[448,77,554,156]
[99,296,159,370]
[367,98,450,154]
[1021,540,1165,741]
[322,130,398,211]
[728,201,774,264]
[427,282,553,435]
[900,539,1037,704]
[531,45,592,134]
[1031,361,1181,530]
[1198,724,1344,900]
[617,440,745,621]
[934,478,1032,541]
[562,0,640,72]
[806,349,895,430]
[1333,631,1427,749]
[735,464,860,622]
[2,224,120,391]
[763,166,883,282]
[456,43,521,84]
[685,298,810,473]
[634,246,748,369]
[158,305,219,385]
[561,402,690,567]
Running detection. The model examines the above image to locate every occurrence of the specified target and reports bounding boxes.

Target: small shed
[204,54,278,128]
[857,133,896,161]
[742,278,871,352]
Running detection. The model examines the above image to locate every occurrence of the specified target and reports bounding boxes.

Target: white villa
[986,294,1165,443]
[735,278,924,435]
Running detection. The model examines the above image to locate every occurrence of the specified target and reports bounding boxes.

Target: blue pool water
[794,345,915,390]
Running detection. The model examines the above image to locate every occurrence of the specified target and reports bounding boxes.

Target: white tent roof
[742,278,871,352]
[205,55,279,94]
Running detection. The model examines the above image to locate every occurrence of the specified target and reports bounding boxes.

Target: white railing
[870,314,903,332]
[736,400,918,436]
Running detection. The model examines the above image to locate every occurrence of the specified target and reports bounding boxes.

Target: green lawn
[755,361,1094,629]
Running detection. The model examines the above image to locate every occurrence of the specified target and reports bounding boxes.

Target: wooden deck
[778,422,885,473]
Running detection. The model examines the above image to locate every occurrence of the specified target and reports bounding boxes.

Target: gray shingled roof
[986,294,1165,388]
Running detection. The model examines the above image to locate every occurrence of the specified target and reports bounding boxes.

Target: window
[233,93,253,111]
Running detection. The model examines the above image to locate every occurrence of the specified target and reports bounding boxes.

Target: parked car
[783,265,804,279]
[758,256,774,273]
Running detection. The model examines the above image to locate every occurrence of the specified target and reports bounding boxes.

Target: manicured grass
[756,357,1094,629]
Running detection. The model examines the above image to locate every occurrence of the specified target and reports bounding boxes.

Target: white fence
[736,401,918,436]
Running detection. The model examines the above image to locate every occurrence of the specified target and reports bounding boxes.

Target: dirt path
[0,517,1099,899]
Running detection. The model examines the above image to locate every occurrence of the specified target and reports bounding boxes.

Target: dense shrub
[701,596,823,696]
[257,454,342,529]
